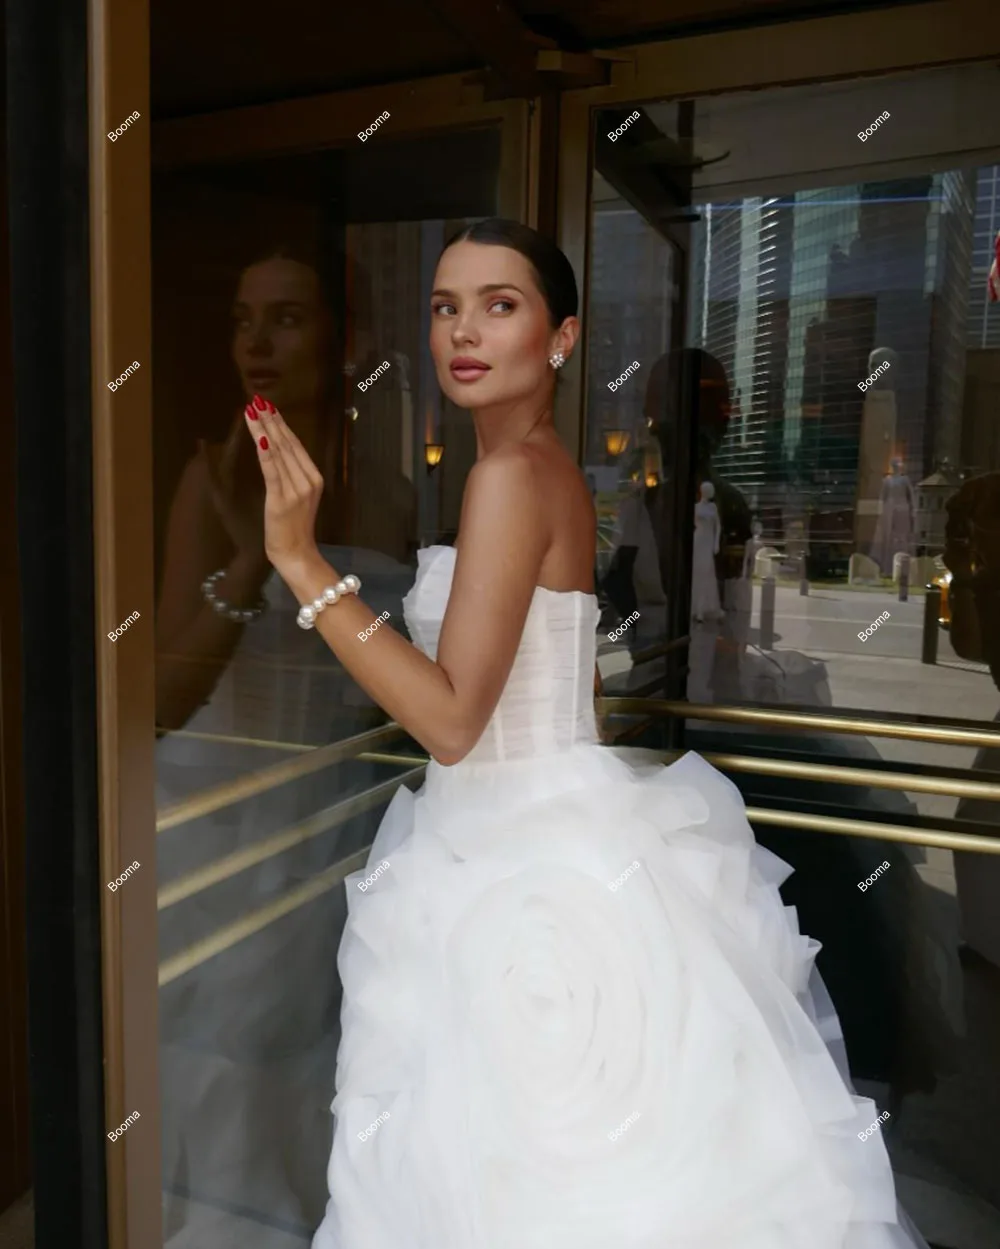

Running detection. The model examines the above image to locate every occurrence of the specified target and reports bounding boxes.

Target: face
[429,241,577,409]
[232,258,330,411]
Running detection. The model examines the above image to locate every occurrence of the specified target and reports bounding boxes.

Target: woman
[241,219,927,1248]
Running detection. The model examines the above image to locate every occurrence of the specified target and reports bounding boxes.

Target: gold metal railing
[157,767,426,910]
[601,698,1000,751]
[156,722,405,832]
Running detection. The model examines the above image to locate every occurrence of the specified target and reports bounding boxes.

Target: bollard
[898,554,910,602]
[921,585,940,665]
[759,575,776,650]
[799,554,809,597]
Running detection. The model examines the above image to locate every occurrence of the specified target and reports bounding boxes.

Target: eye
[488,298,515,313]
[431,301,456,316]
[277,311,302,328]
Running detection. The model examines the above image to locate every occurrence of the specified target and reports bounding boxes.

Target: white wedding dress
[312,543,928,1249]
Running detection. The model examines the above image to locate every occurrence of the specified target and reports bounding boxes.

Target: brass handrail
[600,698,1000,751]
[158,854,367,987]
[162,729,315,753]
[685,751,1000,804]
[158,767,426,910]
[743,807,1000,853]
[155,722,405,832]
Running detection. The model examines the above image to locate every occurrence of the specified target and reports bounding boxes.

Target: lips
[247,369,279,384]
[450,358,491,383]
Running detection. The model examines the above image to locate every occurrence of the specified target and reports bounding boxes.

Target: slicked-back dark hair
[442,218,578,328]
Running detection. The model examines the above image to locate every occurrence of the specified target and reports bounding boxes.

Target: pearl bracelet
[296,574,362,630]
[201,569,268,623]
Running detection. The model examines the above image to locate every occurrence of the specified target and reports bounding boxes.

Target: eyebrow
[431,283,526,298]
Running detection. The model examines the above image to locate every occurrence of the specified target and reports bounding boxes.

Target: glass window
[153,128,501,1244]
[588,63,1000,1249]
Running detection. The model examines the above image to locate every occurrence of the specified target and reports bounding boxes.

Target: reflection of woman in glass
[155,246,417,1234]
[156,245,417,733]
[239,219,928,1248]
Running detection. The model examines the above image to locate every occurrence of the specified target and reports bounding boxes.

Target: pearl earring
[549,352,566,369]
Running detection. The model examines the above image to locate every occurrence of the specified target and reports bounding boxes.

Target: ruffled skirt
[312,746,928,1249]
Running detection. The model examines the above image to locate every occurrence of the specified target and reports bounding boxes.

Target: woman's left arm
[249,402,549,766]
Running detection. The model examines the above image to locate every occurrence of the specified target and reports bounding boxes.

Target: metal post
[898,554,910,602]
[799,553,809,597]
[759,575,776,650]
[922,584,940,665]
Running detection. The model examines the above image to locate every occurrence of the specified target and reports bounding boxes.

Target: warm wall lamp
[424,443,444,472]
[604,429,630,457]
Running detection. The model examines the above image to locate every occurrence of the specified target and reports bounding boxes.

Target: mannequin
[870,456,915,577]
[855,347,898,554]
[691,480,722,622]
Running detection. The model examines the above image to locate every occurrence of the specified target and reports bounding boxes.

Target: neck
[471,394,555,458]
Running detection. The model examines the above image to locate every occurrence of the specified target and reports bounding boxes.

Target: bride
[241,218,928,1249]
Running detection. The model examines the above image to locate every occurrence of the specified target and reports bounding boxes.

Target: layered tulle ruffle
[313,748,926,1249]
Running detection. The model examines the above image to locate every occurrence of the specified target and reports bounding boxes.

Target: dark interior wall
[7,0,108,1240]
[0,112,30,1215]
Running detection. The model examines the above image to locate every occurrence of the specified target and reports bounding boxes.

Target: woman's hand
[244,395,325,572]
[199,414,266,563]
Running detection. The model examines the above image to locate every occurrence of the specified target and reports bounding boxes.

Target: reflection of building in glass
[962,165,1000,475]
[686,176,975,566]
[586,206,673,464]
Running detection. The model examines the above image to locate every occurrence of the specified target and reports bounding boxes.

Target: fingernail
[245,403,258,421]
[265,400,276,413]
[252,394,267,411]
[259,436,269,451]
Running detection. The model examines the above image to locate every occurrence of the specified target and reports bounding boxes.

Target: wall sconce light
[424,443,444,472]
[645,472,659,488]
[604,429,630,457]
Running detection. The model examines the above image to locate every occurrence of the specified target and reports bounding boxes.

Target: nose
[450,309,479,346]
[242,317,272,357]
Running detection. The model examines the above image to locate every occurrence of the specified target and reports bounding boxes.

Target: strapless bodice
[402,545,600,764]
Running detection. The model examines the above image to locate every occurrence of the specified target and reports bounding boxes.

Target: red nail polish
[253,394,267,411]
[245,403,258,421]
[265,400,277,413]
[258,436,269,451]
